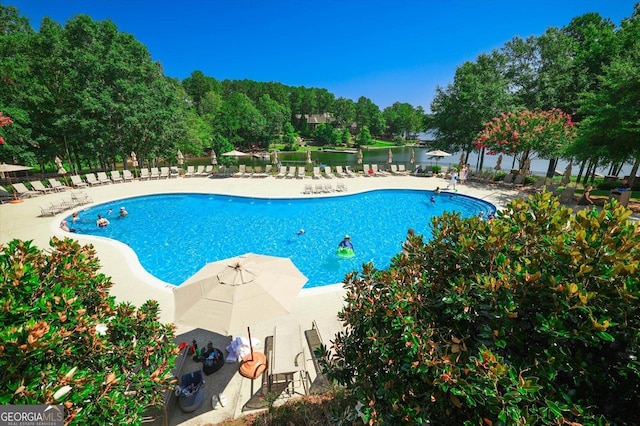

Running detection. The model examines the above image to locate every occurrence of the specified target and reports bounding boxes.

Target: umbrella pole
[247,326,254,361]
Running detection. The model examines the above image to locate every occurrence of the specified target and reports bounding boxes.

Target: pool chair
[233,164,246,178]
[159,167,170,179]
[323,166,336,179]
[48,178,69,192]
[70,175,88,188]
[149,167,161,179]
[122,170,134,182]
[96,172,111,185]
[12,182,39,198]
[139,168,150,180]
[276,166,287,178]
[296,166,306,179]
[85,173,102,186]
[286,166,297,179]
[334,166,347,178]
[177,370,205,413]
[345,166,356,178]
[312,166,322,179]
[30,180,55,194]
[184,165,196,178]
[110,170,124,183]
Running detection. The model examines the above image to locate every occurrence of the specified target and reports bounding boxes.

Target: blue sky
[10,0,637,110]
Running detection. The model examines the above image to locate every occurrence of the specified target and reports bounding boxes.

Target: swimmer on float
[96,214,110,227]
[337,235,355,258]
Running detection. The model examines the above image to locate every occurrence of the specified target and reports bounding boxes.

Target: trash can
[609,190,632,207]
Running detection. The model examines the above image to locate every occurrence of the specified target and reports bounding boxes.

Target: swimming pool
[66,189,495,288]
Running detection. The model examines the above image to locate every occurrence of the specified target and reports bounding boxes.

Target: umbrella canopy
[409,148,415,165]
[130,151,138,167]
[306,149,312,164]
[271,149,279,165]
[210,150,217,165]
[0,163,31,173]
[426,149,451,158]
[177,149,184,165]
[221,149,249,157]
[173,253,308,335]
[494,154,503,171]
[387,149,393,164]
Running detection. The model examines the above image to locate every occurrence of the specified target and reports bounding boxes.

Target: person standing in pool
[338,235,353,249]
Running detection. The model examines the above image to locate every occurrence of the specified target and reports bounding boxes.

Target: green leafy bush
[324,192,640,425]
[0,238,178,424]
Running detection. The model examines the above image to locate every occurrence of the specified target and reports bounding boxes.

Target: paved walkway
[0,173,546,424]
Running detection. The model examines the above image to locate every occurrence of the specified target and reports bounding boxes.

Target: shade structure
[387,149,393,164]
[210,150,217,165]
[494,154,503,171]
[177,149,184,165]
[221,149,249,157]
[173,253,308,336]
[426,149,451,158]
[306,149,312,164]
[0,163,31,174]
[357,149,363,164]
[409,148,415,165]
[271,149,279,165]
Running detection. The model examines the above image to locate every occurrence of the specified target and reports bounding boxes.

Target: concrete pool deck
[0,174,607,425]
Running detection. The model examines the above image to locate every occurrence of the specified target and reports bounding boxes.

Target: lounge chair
[336,182,347,192]
[109,170,122,183]
[139,168,150,180]
[12,182,38,198]
[85,173,102,186]
[233,164,246,178]
[345,166,356,177]
[204,165,213,176]
[296,166,306,179]
[177,370,205,413]
[96,172,111,185]
[303,183,313,194]
[243,165,254,177]
[184,165,196,178]
[512,175,525,187]
[286,166,297,179]
[194,165,206,177]
[39,204,61,216]
[122,170,134,182]
[500,173,514,186]
[397,164,411,175]
[159,167,170,179]
[362,164,372,177]
[48,178,69,192]
[30,180,55,194]
[313,184,323,194]
[149,167,161,179]
[0,186,16,203]
[312,166,322,179]
[323,183,333,193]
[268,324,308,396]
[276,166,287,178]
[71,191,93,205]
[323,166,336,179]
[370,164,383,176]
[70,175,88,188]
[335,166,347,178]
[389,164,400,175]
[253,166,267,178]
[264,164,273,176]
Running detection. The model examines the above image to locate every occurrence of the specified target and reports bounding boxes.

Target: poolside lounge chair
[70,175,88,188]
[48,178,69,192]
[12,182,38,198]
[71,191,93,205]
[389,164,400,175]
[253,166,267,178]
[194,165,207,177]
[312,166,322,179]
[323,166,336,179]
[268,324,308,396]
[149,167,161,179]
[30,180,55,194]
[398,164,411,175]
[122,170,134,182]
[184,165,196,178]
[139,168,150,180]
[362,164,372,177]
[85,173,102,186]
[159,167,170,179]
[296,166,306,179]
[334,166,347,178]
[370,164,383,176]
[313,184,323,194]
[110,170,124,183]
[322,183,333,193]
[233,164,246,178]
[204,165,213,176]
[336,182,347,192]
[96,172,111,185]
[512,175,525,187]
[500,173,514,186]
[0,186,15,203]
[264,164,273,176]
[276,166,286,178]
[39,204,61,217]
[345,166,356,177]
[303,183,313,194]
[286,166,297,179]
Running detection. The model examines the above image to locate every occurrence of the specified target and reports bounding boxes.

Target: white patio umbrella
[0,163,32,203]
[426,149,451,166]
[173,253,308,336]
[210,150,217,165]
[387,149,393,164]
[221,149,249,157]
[177,149,184,166]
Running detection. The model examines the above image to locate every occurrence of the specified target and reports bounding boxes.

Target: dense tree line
[429,3,640,182]
[0,4,426,174]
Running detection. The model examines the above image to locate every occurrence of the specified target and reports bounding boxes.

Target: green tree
[331,97,356,130]
[383,102,422,141]
[281,122,299,151]
[0,238,177,424]
[355,126,373,146]
[325,193,640,424]
[256,94,290,145]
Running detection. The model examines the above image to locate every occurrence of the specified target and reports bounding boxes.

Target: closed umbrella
[409,148,415,165]
[210,150,217,165]
[54,156,66,175]
[177,149,184,166]
[271,149,279,166]
[173,253,308,336]
[562,162,572,185]
[357,149,363,172]
[130,151,138,167]
[387,149,393,164]
[494,154,503,171]
[306,149,312,165]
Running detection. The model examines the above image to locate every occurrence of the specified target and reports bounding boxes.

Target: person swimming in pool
[295,229,305,235]
[338,235,353,249]
[430,195,436,203]
[96,214,109,227]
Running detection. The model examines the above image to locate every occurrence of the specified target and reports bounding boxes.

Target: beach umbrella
[409,148,415,165]
[54,156,66,175]
[494,154,503,171]
[0,163,32,203]
[562,162,572,185]
[306,149,312,165]
[130,151,138,167]
[177,149,184,165]
[210,150,217,165]
[387,149,393,164]
[173,253,308,336]
[221,149,249,157]
[426,149,451,166]
[271,149,278,165]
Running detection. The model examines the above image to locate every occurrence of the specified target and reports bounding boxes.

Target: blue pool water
[66,190,494,288]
